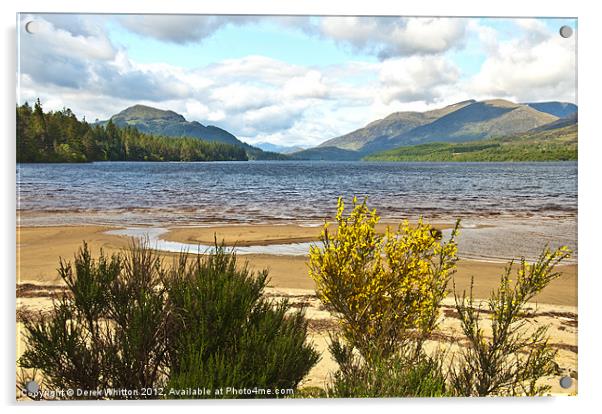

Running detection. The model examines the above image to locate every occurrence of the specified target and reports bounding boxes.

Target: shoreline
[16,223,577,306]
[18,209,577,227]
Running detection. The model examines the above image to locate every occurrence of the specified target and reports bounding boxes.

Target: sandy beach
[161,222,457,246]
[17,224,577,306]
[16,222,578,396]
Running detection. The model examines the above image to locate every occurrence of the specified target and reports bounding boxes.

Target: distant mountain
[369,99,557,148]
[253,142,306,154]
[525,102,578,118]
[106,105,242,146]
[318,100,476,151]
[291,146,363,161]
[529,112,577,132]
[101,105,287,160]
[302,99,574,160]
[365,117,577,162]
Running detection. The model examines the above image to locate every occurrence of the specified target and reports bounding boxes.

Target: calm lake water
[17,161,577,225]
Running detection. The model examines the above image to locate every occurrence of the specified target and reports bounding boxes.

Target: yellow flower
[308,197,459,356]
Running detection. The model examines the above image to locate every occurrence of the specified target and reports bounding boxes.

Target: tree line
[17,100,248,163]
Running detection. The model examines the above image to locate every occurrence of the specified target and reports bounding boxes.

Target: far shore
[17,224,577,306]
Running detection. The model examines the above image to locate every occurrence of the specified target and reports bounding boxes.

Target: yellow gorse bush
[309,196,459,359]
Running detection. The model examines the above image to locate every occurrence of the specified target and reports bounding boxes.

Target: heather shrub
[326,338,449,397]
[18,242,168,397]
[163,246,320,398]
[18,241,318,400]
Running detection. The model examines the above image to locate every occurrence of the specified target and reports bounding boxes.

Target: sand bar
[17,224,576,306]
[162,222,456,246]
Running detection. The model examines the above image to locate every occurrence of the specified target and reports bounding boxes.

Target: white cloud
[378,55,460,104]
[18,15,577,149]
[242,104,305,134]
[282,70,329,99]
[22,16,116,61]
[116,15,256,44]
[467,20,576,103]
[210,83,274,111]
[114,15,469,60]
[318,17,467,59]
[19,15,116,90]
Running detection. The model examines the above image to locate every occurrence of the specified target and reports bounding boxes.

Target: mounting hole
[559,25,573,38]
[559,376,573,389]
[25,380,39,395]
[25,20,40,34]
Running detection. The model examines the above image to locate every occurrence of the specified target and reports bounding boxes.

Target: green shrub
[326,337,449,398]
[450,246,571,396]
[18,241,319,400]
[19,242,167,397]
[163,246,320,398]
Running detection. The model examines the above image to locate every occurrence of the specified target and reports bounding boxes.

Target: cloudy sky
[17,14,576,147]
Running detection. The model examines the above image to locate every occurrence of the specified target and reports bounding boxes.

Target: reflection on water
[107,217,577,264]
[105,227,317,256]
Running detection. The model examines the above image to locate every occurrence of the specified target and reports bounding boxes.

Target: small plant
[450,246,571,396]
[326,339,450,397]
[18,241,319,399]
[309,196,459,361]
[19,241,168,397]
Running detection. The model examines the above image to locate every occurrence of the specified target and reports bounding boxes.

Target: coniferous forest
[16,100,248,163]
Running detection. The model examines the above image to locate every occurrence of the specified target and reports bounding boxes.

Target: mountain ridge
[103,104,242,147]
[293,99,576,160]
[364,119,577,162]
[100,105,287,160]
[253,142,306,154]
[318,100,477,151]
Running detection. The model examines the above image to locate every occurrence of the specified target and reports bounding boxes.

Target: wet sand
[17,225,129,284]
[161,222,456,247]
[17,224,577,306]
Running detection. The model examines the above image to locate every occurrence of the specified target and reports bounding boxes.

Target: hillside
[364,122,577,162]
[317,100,476,151]
[378,100,557,147]
[530,112,578,132]
[254,142,306,154]
[525,102,578,118]
[290,146,363,161]
[102,105,287,160]
[300,99,574,160]
[107,105,242,146]
[17,101,248,163]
